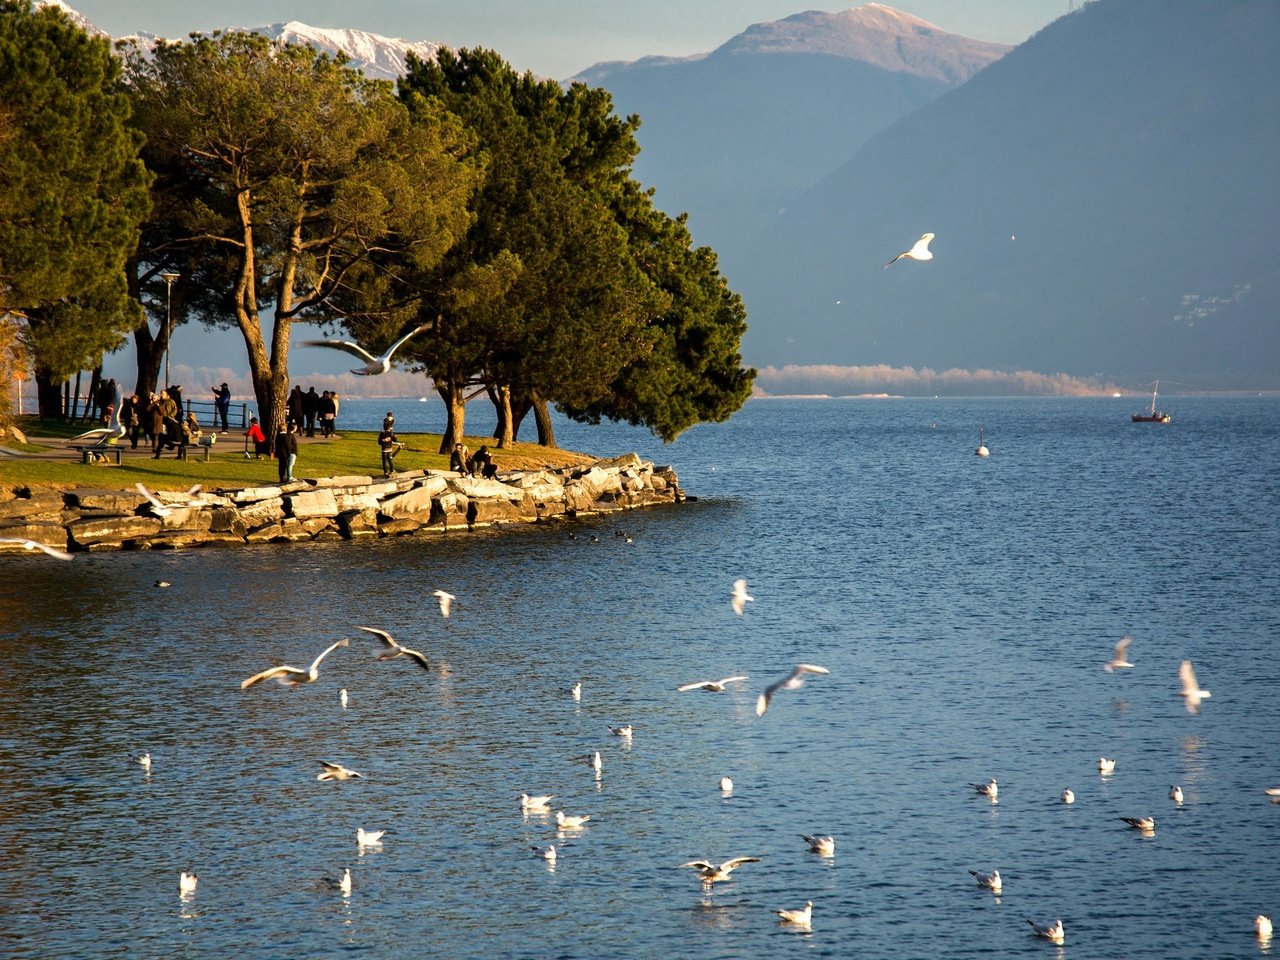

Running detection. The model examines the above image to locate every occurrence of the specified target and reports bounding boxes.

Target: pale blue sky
[68,0,1069,79]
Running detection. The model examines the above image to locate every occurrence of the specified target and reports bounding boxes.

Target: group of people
[117,387,205,458]
[285,385,340,439]
[449,441,499,479]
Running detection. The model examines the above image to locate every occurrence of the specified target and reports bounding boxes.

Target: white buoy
[976,426,989,458]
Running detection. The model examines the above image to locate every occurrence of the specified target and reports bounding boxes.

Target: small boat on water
[1131,381,1172,423]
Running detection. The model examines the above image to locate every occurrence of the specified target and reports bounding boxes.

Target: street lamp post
[159,271,180,388]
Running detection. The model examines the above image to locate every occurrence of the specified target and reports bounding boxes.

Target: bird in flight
[730,579,753,616]
[680,856,761,891]
[1104,634,1134,672]
[433,590,455,618]
[301,324,431,376]
[241,638,349,689]
[677,675,749,693]
[884,232,935,269]
[0,537,73,560]
[357,626,430,671]
[317,761,364,781]
[756,664,830,716]
[1178,659,1211,713]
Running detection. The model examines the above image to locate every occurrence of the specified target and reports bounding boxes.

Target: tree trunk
[489,383,513,448]
[69,370,82,421]
[510,391,532,442]
[436,379,467,453]
[531,389,556,448]
[132,322,162,399]
[85,367,103,422]
[35,370,62,420]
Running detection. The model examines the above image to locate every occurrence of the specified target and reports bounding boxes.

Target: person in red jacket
[245,416,268,459]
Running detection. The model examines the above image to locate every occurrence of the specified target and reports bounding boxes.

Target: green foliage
[0,0,150,370]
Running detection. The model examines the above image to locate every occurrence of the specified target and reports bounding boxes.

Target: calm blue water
[2,396,1279,958]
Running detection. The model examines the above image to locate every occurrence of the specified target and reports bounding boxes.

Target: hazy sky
[67,0,1070,79]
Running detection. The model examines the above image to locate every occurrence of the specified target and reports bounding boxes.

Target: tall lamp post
[159,270,180,388]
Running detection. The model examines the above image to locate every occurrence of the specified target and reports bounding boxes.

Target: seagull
[972,778,999,799]
[433,589,455,618]
[317,761,364,781]
[179,872,198,896]
[154,580,171,589]
[1169,784,1184,804]
[1265,788,1280,798]
[802,835,836,856]
[676,675,749,693]
[0,537,73,560]
[719,776,734,793]
[356,828,385,848]
[755,664,830,716]
[135,482,209,517]
[730,579,754,616]
[301,323,431,376]
[1178,659,1211,713]
[1257,915,1274,939]
[570,682,582,701]
[357,626,430,671]
[340,688,348,709]
[134,753,152,772]
[1061,788,1075,804]
[1027,919,1064,943]
[1098,757,1116,775]
[1104,634,1134,672]
[884,232,935,269]
[775,901,813,927]
[520,793,554,812]
[608,724,633,739]
[680,856,761,890]
[532,844,557,862]
[320,868,352,895]
[72,379,125,445]
[241,638,349,689]
[1120,816,1156,831]
[969,869,1002,893]
[580,751,602,776]
[555,811,591,830]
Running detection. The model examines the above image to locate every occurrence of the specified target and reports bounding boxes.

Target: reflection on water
[2,398,1279,958]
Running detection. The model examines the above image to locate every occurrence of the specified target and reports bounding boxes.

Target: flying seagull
[317,761,364,782]
[301,324,431,376]
[755,664,830,716]
[71,379,125,446]
[775,901,813,928]
[1027,919,1064,943]
[730,579,754,616]
[969,869,1002,893]
[0,537,73,560]
[680,856,761,891]
[240,638,349,689]
[676,675,749,693]
[1178,659,1211,713]
[884,232,935,269]
[433,589,455,618]
[357,626,430,671]
[1104,634,1135,672]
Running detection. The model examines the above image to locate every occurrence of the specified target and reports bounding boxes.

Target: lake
[2,395,1278,958]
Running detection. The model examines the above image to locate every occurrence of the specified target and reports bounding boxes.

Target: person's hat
[250,416,258,422]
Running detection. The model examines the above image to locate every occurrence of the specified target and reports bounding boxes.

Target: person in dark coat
[277,421,299,482]
[472,445,499,479]
[317,391,337,438]
[212,382,231,431]
[377,425,400,477]
[303,387,319,437]
[287,385,305,429]
[167,384,184,418]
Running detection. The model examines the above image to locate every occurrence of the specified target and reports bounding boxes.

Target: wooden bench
[70,444,122,465]
[177,441,213,462]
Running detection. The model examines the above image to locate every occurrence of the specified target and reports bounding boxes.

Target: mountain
[573,6,1009,272]
[733,0,1280,387]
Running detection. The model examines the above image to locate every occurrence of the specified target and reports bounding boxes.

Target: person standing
[303,386,319,437]
[287,385,304,429]
[318,391,336,438]
[167,384,184,418]
[378,423,400,477]
[277,421,298,482]
[212,382,231,431]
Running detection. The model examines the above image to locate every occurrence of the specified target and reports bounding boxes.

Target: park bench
[70,444,122,465]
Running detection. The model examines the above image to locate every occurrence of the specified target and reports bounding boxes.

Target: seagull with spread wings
[241,638,349,689]
[1178,659,1211,713]
[1104,634,1134,672]
[680,856,761,891]
[677,675,749,693]
[0,537,73,560]
[884,232,935,269]
[357,626,430,671]
[756,664,830,716]
[301,324,430,376]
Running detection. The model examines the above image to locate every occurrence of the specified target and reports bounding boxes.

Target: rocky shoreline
[0,454,684,554]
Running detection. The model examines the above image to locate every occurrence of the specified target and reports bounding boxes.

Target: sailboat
[1131,381,1172,423]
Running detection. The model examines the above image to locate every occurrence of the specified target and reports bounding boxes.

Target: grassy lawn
[1,416,593,492]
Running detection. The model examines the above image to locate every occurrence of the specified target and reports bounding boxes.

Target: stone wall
[0,455,684,554]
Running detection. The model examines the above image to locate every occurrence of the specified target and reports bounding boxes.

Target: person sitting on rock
[471,445,498,480]
[449,442,470,474]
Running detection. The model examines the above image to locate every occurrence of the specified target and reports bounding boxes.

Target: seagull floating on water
[555,811,591,830]
[581,751,602,776]
[570,682,582,701]
[608,724,633,739]
[433,589,455,618]
[520,793,554,812]
[1178,659,1211,713]
[241,638,349,689]
[1104,634,1135,672]
[317,761,364,782]
[969,868,1002,894]
[1257,915,1273,939]
[680,856,761,891]
[532,844,557,862]
[0,537,73,560]
[179,872,198,896]
[1120,815,1156,831]
[755,664,830,716]
[884,232,935,269]
[1098,757,1116,775]
[719,776,734,793]
[1169,784,1184,804]
[340,688,348,709]
[357,626,430,671]
[301,324,431,376]
[356,828,385,848]
[775,901,813,927]
[802,835,836,856]
[134,753,152,772]
[677,675,749,693]
[320,868,352,895]
[1027,918,1064,943]
[1061,788,1075,804]
[730,579,754,616]
[1265,788,1280,798]
[972,778,999,799]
